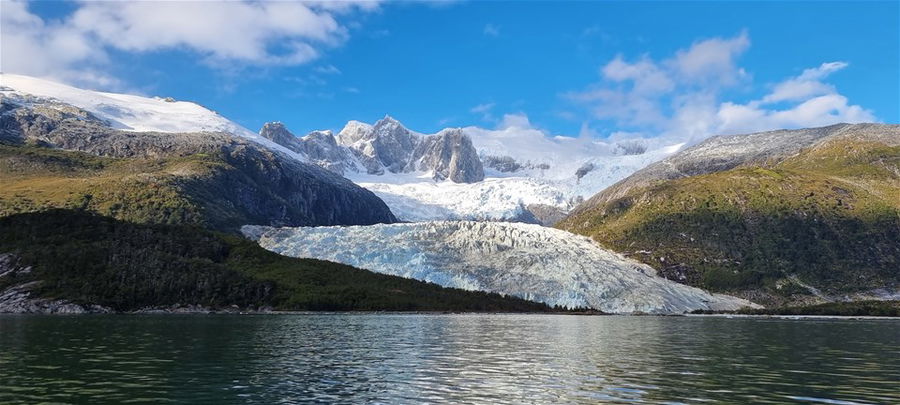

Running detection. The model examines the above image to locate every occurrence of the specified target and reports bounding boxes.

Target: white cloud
[483,24,500,37]
[499,113,532,129]
[0,0,117,88]
[602,56,674,93]
[470,102,496,122]
[0,0,379,89]
[716,61,874,135]
[566,32,875,144]
[470,102,496,114]
[670,30,750,85]
[761,61,847,104]
[315,65,343,75]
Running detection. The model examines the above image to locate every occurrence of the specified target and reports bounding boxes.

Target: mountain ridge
[557,123,900,306]
[259,116,485,183]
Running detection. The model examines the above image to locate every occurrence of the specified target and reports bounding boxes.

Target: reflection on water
[0,314,897,404]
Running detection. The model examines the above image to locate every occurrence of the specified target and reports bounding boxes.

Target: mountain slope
[243,221,756,314]
[0,210,552,313]
[0,83,396,230]
[569,123,895,215]
[558,124,900,306]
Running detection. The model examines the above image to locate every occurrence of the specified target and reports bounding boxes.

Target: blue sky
[3,1,897,140]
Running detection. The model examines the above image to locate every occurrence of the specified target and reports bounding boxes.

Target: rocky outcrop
[364,116,419,172]
[525,204,568,226]
[298,130,357,174]
[407,128,484,183]
[0,254,112,314]
[259,122,358,175]
[258,121,304,153]
[482,155,523,173]
[338,116,485,183]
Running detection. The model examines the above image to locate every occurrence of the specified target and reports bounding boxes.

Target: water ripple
[0,315,897,404]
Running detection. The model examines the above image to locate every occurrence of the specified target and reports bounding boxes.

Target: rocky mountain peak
[407,128,484,183]
[364,116,418,173]
[259,121,302,152]
[261,117,485,183]
[303,129,336,145]
[337,120,373,146]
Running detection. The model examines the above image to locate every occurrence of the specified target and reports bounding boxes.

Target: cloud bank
[0,0,379,88]
[566,31,875,144]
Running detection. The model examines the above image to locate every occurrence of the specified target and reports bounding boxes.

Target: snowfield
[348,138,680,222]
[243,221,757,314]
[350,174,570,222]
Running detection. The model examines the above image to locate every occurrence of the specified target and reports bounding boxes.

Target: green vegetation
[692,300,900,317]
[0,143,208,226]
[559,138,900,306]
[0,210,556,312]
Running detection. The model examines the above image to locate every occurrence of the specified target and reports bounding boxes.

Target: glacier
[242,221,757,314]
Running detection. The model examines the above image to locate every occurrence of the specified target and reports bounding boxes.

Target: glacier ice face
[242,221,757,314]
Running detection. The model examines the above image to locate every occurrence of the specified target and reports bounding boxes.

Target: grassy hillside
[0,143,216,226]
[0,210,554,312]
[558,138,900,306]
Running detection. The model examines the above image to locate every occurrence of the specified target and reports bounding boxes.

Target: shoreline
[2,310,898,319]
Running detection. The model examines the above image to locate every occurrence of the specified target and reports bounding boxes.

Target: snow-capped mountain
[242,221,756,314]
[1,73,682,225]
[259,117,683,224]
[260,116,484,183]
[0,74,308,162]
[0,73,397,228]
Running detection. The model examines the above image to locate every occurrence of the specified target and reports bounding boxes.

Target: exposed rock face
[260,122,358,175]
[258,121,304,153]
[482,155,522,173]
[259,116,486,183]
[1,98,398,229]
[366,116,419,172]
[298,130,356,174]
[407,128,484,183]
[336,120,374,146]
[525,204,568,226]
[340,117,484,183]
[0,254,111,314]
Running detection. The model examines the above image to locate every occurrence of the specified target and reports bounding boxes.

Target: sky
[2,0,897,143]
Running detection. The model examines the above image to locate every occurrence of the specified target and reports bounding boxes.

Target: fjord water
[0,315,897,404]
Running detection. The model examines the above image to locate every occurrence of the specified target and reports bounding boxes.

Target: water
[0,315,897,404]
